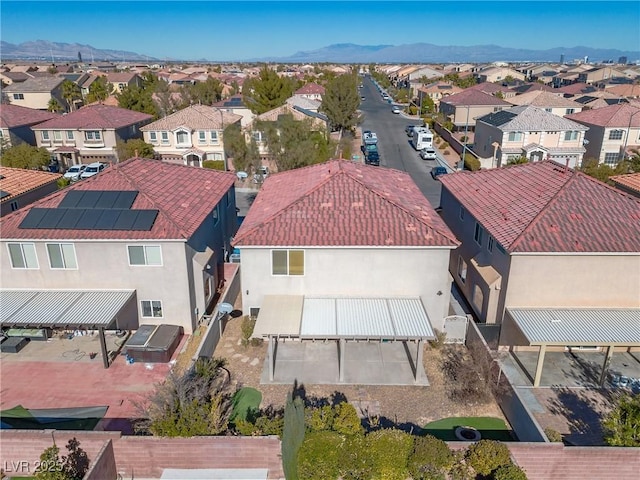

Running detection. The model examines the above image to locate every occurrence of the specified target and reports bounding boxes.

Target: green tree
[0,143,51,169]
[116,138,155,161]
[493,463,528,480]
[602,393,640,447]
[507,155,529,165]
[61,79,82,112]
[34,438,89,480]
[320,74,361,132]
[117,85,158,117]
[407,434,454,480]
[182,77,224,106]
[466,440,512,477]
[580,157,628,184]
[243,66,294,114]
[86,76,113,104]
[48,98,64,113]
[282,391,305,480]
[421,96,436,114]
[444,73,477,89]
[223,123,260,174]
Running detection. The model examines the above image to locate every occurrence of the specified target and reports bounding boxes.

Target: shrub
[444,150,451,156]
[428,329,447,349]
[463,154,481,171]
[333,402,364,436]
[544,427,563,443]
[366,428,414,480]
[307,404,336,432]
[338,433,372,480]
[57,177,71,189]
[443,120,454,131]
[441,345,492,404]
[493,463,528,480]
[602,393,640,447]
[448,450,474,480]
[202,160,225,170]
[408,434,454,479]
[466,439,512,476]
[460,135,468,142]
[297,431,343,480]
[240,315,256,347]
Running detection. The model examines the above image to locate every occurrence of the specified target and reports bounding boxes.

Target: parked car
[63,164,86,182]
[431,166,448,180]
[79,162,105,180]
[405,125,418,136]
[420,148,437,161]
[392,106,401,114]
[365,150,380,166]
[361,96,365,101]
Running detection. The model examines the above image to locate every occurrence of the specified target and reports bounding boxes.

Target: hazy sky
[2,1,639,61]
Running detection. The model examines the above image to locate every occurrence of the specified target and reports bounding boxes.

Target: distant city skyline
[2,1,639,61]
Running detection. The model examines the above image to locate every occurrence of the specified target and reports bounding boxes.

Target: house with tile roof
[211,94,256,128]
[508,90,583,117]
[103,72,143,93]
[566,103,640,165]
[439,89,514,131]
[140,104,242,168]
[293,82,325,101]
[0,166,62,217]
[605,83,640,99]
[473,105,588,168]
[417,82,463,110]
[610,172,640,198]
[475,66,526,84]
[577,66,628,87]
[3,76,65,110]
[232,159,460,384]
[31,104,153,169]
[438,161,640,386]
[0,104,59,148]
[0,158,239,337]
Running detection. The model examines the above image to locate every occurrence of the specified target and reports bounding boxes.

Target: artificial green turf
[422,416,513,441]
[230,387,262,423]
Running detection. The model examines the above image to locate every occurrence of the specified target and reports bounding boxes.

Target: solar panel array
[18,190,159,231]
[0,190,10,200]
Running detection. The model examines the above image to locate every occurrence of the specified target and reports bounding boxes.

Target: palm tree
[47,98,64,113]
[61,79,82,112]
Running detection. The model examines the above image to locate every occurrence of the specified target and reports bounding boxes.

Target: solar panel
[112,191,138,209]
[74,209,99,230]
[113,209,138,230]
[56,209,84,229]
[131,210,158,231]
[77,191,102,208]
[0,190,11,199]
[58,190,139,209]
[19,208,48,228]
[94,209,122,230]
[94,191,120,209]
[37,208,67,229]
[58,190,85,208]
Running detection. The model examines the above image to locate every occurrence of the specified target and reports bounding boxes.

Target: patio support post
[415,340,424,383]
[339,339,346,382]
[533,344,546,387]
[599,345,615,386]
[268,335,274,381]
[98,327,109,369]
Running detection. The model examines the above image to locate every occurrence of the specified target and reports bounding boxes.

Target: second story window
[487,236,494,253]
[507,132,523,142]
[459,206,465,221]
[128,245,162,266]
[66,131,74,140]
[565,108,575,114]
[7,242,38,269]
[53,131,62,142]
[161,132,169,144]
[272,249,304,276]
[175,130,190,146]
[13,93,24,100]
[609,129,624,141]
[252,131,263,142]
[46,243,77,269]
[149,132,157,143]
[210,131,218,143]
[564,131,579,141]
[41,131,50,141]
[85,131,102,141]
[198,131,207,144]
[474,222,484,246]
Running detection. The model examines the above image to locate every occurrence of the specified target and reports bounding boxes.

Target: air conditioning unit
[229,253,241,263]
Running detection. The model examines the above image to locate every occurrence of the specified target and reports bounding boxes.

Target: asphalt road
[359,75,443,208]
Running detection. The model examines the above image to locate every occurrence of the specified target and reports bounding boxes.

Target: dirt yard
[211,294,506,431]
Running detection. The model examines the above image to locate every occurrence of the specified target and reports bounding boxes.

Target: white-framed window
[149,132,157,143]
[41,131,50,141]
[609,130,624,140]
[487,236,494,253]
[604,152,619,165]
[13,93,24,100]
[457,256,467,284]
[175,130,190,146]
[206,152,223,161]
[198,131,207,144]
[7,242,38,269]
[507,132,523,142]
[565,108,575,114]
[210,131,218,143]
[46,243,77,269]
[545,108,552,113]
[53,130,62,142]
[84,131,102,141]
[127,245,162,266]
[66,131,74,140]
[141,300,163,318]
[271,249,304,276]
[564,131,579,141]
[252,131,263,142]
[474,222,484,246]
[459,206,465,221]
[161,132,169,144]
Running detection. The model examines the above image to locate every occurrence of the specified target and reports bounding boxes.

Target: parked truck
[411,127,434,151]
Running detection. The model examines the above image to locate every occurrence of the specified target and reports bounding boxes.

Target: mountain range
[1,40,638,64]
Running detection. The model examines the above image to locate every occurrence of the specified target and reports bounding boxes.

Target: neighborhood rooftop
[32,104,153,130]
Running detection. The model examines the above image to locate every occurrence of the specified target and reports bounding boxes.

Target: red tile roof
[439,160,640,253]
[440,88,512,107]
[557,82,595,95]
[31,104,153,130]
[1,158,235,240]
[467,82,507,95]
[566,103,640,128]
[295,82,325,95]
[0,167,62,203]
[233,159,459,248]
[610,172,640,196]
[0,104,60,128]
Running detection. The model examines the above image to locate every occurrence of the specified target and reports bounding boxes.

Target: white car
[63,164,86,181]
[79,162,105,180]
[420,148,437,160]
[392,106,401,114]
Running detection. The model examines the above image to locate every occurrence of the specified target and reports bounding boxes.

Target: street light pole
[460,105,470,171]
[619,108,640,164]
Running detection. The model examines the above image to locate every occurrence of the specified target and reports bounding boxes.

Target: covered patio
[0,289,137,368]
[501,308,640,387]
[253,295,436,386]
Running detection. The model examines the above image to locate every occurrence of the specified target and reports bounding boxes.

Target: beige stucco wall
[143,129,226,163]
[239,247,455,332]
[0,239,197,333]
[8,91,59,110]
[506,254,640,309]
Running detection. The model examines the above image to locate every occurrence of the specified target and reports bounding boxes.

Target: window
[46,243,77,269]
[545,108,552,113]
[272,249,304,276]
[149,132,157,143]
[10,201,19,211]
[198,131,207,144]
[66,131,74,140]
[252,131,263,142]
[53,131,62,142]
[13,93,24,100]
[459,206,465,221]
[175,130,189,145]
[7,243,38,269]
[604,152,619,165]
[609,129,624,140]
[128,245,162,266]
[565,108,575,114]
[41,131,50,141]
[487,236,494,252]
[161,132,169,144]
[212,205,219,225]
[84,131,102,141]
[564,131,579,141]
[457,257,467,284]
[210,131,218,143]
[507,132,523,142]
[474,222,484,246]
[141,300,163,318]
